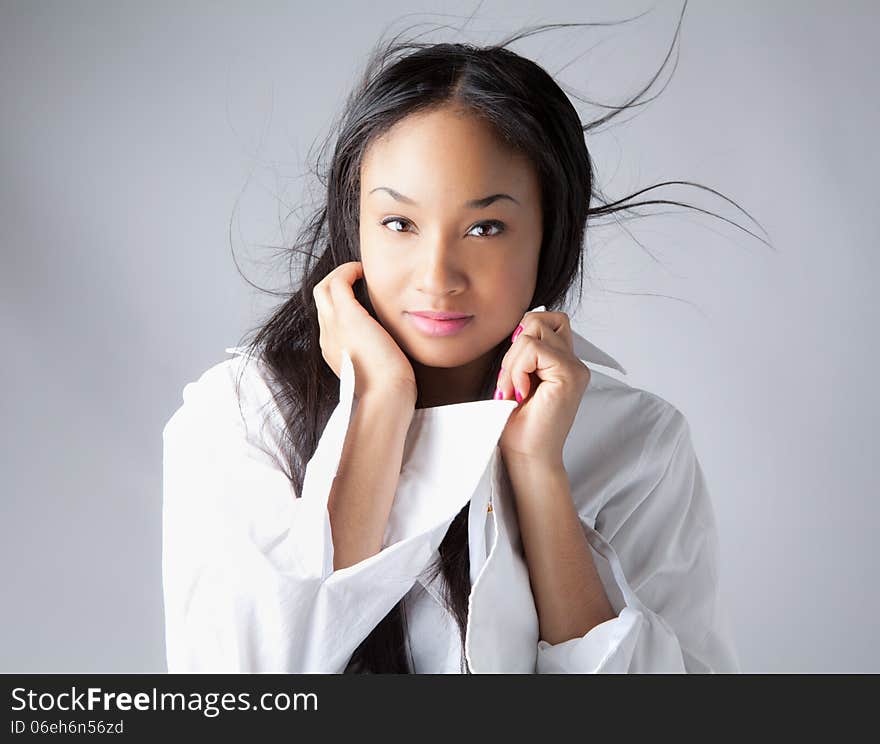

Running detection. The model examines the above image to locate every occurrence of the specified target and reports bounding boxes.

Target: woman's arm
[161,353,438,672]
[328,387,416,570]
[504,455,617,646]
[519,409,740,674]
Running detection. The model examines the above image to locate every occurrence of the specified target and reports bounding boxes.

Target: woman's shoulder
[162,346,287,462]
[564,364,693,521]
[576,363,687,436]
[568,329,683,447]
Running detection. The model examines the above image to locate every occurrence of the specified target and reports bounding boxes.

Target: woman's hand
[313,261,417,402]
[495,310,590,468]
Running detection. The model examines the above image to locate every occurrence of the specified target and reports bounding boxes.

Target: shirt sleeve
[535,409,740,674]
[161,350,440,673]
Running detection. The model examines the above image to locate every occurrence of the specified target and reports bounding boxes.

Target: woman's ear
[352,274,377,319]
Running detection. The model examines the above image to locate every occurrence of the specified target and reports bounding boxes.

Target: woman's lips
[406,312,473,337]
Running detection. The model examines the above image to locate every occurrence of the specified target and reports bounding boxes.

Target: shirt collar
[571,329,627,375]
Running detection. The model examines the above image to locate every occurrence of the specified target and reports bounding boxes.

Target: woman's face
[358,105,543,377]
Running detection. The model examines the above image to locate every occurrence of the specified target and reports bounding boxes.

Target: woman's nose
[415,241,467,295]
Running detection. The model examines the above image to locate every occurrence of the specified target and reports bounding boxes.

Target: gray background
[2,0,877,673]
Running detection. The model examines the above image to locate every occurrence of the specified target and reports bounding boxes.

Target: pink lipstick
[406,310,473,337]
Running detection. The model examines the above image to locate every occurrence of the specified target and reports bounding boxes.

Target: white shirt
[162,306,740,673]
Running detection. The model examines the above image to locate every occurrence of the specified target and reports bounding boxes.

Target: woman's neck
[411,347,497,409]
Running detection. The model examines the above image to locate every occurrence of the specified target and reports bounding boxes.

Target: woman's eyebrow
[368,186,519,208]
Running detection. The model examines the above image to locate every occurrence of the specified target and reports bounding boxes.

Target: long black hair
[230,0,769,673]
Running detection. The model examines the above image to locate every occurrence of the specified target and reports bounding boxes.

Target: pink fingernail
[511,324,523,343]
[515,388,523,403]
[494,386,503,400]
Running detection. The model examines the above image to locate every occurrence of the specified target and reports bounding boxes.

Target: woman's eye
[468,221,504,238]
[380,218,505,238]
[381,217,412,233]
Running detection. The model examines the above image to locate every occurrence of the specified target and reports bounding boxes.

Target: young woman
[162,7,765,673]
